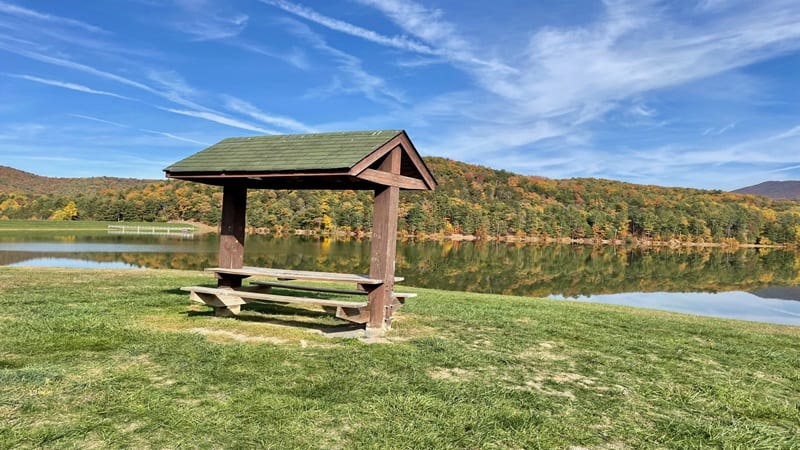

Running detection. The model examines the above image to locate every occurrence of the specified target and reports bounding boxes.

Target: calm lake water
[1,231,799,326]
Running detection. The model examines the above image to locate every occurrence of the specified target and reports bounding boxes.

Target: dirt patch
[553,372,595,385]
[569,443,629,450]
[190,327,289,344]
[519,341,569,361]
[507,370,606,400]
[519,379,576,400]
[428,367,473,382]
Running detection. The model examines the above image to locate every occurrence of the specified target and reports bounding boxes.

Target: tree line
[1,157,799,245]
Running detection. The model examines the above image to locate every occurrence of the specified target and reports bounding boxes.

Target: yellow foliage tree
[50,201,79,221]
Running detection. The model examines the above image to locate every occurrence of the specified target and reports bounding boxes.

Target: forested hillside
[1,158,799,245]
[0,165,152,196]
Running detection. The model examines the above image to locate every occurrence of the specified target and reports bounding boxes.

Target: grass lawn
[0,267,798,449]
[0,220,199,233]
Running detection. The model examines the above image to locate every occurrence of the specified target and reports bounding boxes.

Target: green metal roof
[164,130,403,173]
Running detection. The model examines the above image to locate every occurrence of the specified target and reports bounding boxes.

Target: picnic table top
[206,266,404,285]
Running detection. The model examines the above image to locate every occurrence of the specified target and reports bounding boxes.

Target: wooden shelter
[164,130,436,335]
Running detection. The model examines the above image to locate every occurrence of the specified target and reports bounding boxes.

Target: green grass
[0,220,198,232]
[0,267,798,449]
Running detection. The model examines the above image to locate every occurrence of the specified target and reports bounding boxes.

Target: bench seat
[182,285,368,308]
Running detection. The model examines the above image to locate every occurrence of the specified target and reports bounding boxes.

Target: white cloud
[632,104,656,117]
[163,0,249,41]
[172,12,249,41]
[281,18,405,104]
[262,0,433,54]
[353,0,513,72]
[0,43,312,136]
[0,45,161,95]
[342,0,800,179]
[769,164,800,173]
[146,70,210,110]
[222,96,315,133]
[0,45,213,111]
[71,113,210,146]
[139,128,210,146]
[233,41,311,70]
[0,0,107,34]
[161,108,277,134]
[8,74,135,101]
[70,114,130,128]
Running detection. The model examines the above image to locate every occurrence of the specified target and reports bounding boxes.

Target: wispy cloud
[222,96,315,133]
[160,108,276,134]
[70,114,129,128]
[265,0,512,73]
[768,124,800,142]
[145,70,210,110]
[702,122,736,136]
[232,41,311,70]
[0,0,107,34]
[1,42,311,135]
[169,0,248,41]
[0,122,47,140]
[177,13,248,41]
[0,45,161,95]
[8,74,135,100]
[339,0,800,172]
[72,113,210,146]
[353,0,513,72]
[139,128,210,146]
[769,164,800,173]
[281,18,405,104]
[261,0,433,54]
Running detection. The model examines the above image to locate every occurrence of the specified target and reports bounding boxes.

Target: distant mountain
[0,165,154,196]
[733,181,800,199]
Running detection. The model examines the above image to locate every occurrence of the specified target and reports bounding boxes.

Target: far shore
[264,228,793,249]
[0,219,793,249]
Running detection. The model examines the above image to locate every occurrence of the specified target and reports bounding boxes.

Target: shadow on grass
[161,288,187,296]
[183,302,362,334]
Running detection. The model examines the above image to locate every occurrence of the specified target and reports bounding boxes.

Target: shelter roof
[164,130,436,191]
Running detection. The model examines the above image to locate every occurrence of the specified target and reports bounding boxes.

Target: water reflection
[0,242,190,253]
[9,257,141,269]
[1,234,798,299]
[750,286,800,301]
[550,291,800,326]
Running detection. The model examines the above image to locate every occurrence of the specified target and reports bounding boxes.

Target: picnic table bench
[181,266,416,324]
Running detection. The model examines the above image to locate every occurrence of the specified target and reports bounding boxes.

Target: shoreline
[248,227,792,249]
[0,219,792,248]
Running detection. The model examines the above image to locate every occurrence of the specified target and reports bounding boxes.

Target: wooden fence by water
[107,225,194,237]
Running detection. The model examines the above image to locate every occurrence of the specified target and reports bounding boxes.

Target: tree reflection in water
[1,234,798,298]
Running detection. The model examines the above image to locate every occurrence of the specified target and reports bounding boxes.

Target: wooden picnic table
[181,266,415,325]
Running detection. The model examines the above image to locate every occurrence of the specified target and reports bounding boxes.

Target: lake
[1,230,799,326]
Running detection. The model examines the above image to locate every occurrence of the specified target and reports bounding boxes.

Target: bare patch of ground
[518,341,570,361]
[190,327,290,344]
[428,367,473,382]
[569,442,630,450]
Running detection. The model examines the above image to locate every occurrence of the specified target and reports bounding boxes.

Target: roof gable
[164,130,437,191]
[165,130,403,173]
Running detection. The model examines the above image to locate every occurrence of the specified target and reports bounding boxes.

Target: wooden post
[217,184,247,293]
[367,148,401,335]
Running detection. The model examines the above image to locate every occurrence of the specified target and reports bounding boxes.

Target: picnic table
[181,267,415,325]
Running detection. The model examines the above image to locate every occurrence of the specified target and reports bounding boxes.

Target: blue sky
[1,0,799,190]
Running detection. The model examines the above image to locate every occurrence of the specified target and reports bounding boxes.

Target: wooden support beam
[218,184,247,290]
[367,148,401,335]
[355,169,428,190]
